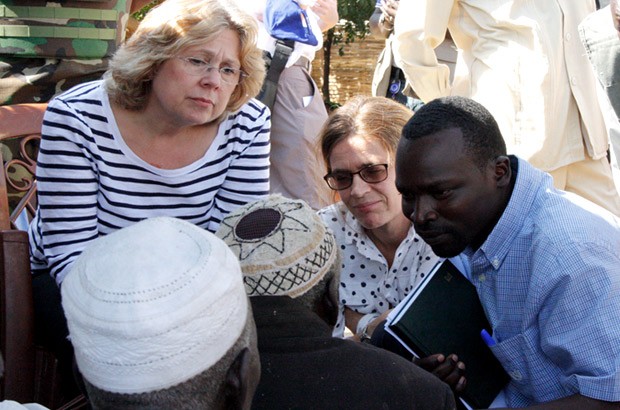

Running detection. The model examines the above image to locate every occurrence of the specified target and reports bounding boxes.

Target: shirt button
[479,274,486,282]
[564,32,571,41]
[571,76,577,85]
[492,258,500,268]
[509,370,523,381]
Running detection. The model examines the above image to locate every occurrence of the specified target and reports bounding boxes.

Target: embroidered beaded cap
[61,217,247,394]
[216,195,337,298]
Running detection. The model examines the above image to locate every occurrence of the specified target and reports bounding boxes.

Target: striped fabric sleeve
[33,97,101,283]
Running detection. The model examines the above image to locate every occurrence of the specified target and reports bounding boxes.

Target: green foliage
[325,100,342,112]
[132,0,164,21]
[334,0,374,45]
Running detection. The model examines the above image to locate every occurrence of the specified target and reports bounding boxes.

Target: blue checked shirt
[456,157,620,407]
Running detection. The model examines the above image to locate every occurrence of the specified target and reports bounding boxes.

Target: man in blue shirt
[395,96,620,408]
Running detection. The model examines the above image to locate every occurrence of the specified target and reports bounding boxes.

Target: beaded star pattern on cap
[216,195,337,298]
[61,217,247,394]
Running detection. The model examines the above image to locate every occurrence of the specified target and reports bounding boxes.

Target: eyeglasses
[176,56,247,85]
[323,164,389,190]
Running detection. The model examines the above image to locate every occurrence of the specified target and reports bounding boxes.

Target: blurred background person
[580,0,620,190]
[236,0,338,209]
[393,0,620,215]
[369,0,456,112]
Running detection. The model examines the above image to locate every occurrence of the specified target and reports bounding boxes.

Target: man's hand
[312,0,339,32]
[369,0,398,38]
[379,0,399,25]
[414,353,467,393]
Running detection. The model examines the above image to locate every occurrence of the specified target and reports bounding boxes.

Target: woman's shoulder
[220,98,271,144]
[318,202,351,229]
[42,81,114,147]
[50,80,105,106]
[45,80,108,123]
[229,98,270,124]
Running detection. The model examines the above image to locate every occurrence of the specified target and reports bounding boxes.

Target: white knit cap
[61,217,248,394]
[216,195,337,298]
[0,401,48,410]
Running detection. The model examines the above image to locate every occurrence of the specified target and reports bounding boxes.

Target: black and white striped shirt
[29,81,271,284]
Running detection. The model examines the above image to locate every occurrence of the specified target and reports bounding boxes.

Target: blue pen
[481,329,496,347]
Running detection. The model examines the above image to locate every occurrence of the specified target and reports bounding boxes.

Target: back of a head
[402,96,507,167]
[61,217,258,409]
[216,195,340,319]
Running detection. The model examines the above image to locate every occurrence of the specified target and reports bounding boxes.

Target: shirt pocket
[489,332,531,391]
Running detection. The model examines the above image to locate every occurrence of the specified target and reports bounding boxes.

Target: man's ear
[224,347,252,410]
[312,277,339,326]
[322,276,340,327]
[493,156,512,187]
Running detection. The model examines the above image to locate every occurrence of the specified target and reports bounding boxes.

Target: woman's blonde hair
[104,0,265,117]
[318,96,413,171]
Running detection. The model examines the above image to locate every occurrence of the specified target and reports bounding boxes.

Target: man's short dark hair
[402,96,507,168]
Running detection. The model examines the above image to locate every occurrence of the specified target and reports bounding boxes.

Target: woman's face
[328,134,403,230]
[148,29,242,127]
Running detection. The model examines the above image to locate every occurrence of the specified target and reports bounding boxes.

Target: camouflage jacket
[0,0,132,59]
[0,0,133,105]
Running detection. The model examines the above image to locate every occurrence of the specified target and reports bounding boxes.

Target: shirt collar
[475,156,545,271]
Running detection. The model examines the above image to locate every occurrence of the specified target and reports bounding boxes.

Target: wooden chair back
[0,229,35,403]
[0,103,43,231]
[0,104,89,409]
[0,103,45,404]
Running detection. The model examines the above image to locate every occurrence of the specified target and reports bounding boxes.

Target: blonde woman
[30,0,269,285]
[28,0,269,397]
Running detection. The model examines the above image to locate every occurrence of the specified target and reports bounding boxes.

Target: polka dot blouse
[318,202,442,337]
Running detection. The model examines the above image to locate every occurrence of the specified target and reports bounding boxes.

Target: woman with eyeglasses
[30,0,268,286]
[317,96,441,340]
[27,0,268,392]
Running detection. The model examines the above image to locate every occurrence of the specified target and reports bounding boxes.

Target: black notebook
[385,260,509,409]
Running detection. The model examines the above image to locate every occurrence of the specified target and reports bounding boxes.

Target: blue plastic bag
[264,0,319,46]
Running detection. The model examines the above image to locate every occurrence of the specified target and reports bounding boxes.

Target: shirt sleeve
[29,98,100,284]
[392,0,454,102]
[537,243,620,401]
